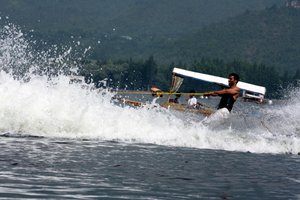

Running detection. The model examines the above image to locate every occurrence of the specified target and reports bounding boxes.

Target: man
[187,90,198,108]
[174,94,181,104]
[150,87,163,97]
[202,73,240,123]
[169,93,181,104]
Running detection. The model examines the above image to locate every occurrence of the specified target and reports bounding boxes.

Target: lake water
[0,136,299,200]
[0,21,300,200]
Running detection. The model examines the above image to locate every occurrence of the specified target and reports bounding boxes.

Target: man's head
[228,73,239,86]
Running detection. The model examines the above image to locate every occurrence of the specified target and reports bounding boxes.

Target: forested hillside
[88,4,300,74]
[163,5,300,73]
[0,0,282,37]
[1,1,289,65]
[0,0,284,58]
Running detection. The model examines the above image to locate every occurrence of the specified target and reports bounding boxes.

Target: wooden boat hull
[160,102,214,116]
[114,98,214,116]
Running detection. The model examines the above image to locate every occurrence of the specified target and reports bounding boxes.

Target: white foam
[0,71,299,154]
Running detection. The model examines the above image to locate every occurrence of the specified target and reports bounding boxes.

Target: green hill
[0,0,282,37]
[2,0,298,74]
[163,6,300,73]
[0,0,284,54]
[88,4,300,75]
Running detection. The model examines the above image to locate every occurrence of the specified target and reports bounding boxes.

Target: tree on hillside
[142,56,157,89]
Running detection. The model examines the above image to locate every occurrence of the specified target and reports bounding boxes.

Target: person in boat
[150,87,163,97]
[187,90,198,108]
[169,93,181,104]
[174,94,181,104]
[203,73,240,121]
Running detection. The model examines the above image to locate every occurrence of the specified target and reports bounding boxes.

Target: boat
[160,101,215,116]
[115,67,267,114]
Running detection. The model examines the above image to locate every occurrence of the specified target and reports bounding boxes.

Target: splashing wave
[0,22,299,154]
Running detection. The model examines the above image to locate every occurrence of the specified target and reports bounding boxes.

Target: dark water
[1,136,299,200]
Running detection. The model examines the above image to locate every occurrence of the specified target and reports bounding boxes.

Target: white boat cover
[173,67,266,95]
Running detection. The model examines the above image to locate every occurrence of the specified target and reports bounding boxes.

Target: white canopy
[173,67,266,95]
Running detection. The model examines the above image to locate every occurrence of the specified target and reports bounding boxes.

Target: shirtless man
[205,73,240,112]
[202,73,240,123]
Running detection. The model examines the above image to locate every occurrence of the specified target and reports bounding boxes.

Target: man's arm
[204,87,240,96]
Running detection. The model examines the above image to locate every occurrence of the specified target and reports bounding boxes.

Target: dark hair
[229,73,239,82]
